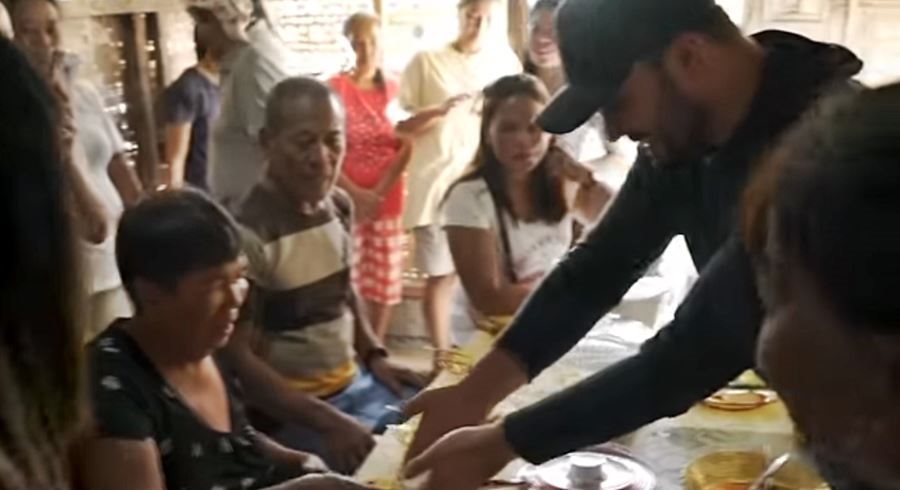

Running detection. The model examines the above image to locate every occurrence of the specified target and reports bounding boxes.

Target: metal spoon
[748,453,792,490]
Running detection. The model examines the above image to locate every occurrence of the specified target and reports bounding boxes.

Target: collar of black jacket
[723,30,863,157]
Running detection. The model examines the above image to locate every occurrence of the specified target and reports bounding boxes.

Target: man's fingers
[401,388,438,418]
[403,446,436,479]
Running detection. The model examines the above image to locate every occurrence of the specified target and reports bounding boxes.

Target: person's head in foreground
[0,35,82,489]
[116,189,247,354]
[754,83,900,490]
[539,0,761,164]
[458,73,566,224]
[260,76,346,212]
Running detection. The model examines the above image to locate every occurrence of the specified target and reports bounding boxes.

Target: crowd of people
[0,0,899,489]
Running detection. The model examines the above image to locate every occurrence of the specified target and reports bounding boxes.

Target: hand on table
[404,423,517,490]
[369,356,428,397]
[401,384,490,462]
[322,414,375,474]
[283,473,375,489]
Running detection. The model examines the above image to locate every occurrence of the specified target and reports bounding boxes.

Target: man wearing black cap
[400,0,862,488]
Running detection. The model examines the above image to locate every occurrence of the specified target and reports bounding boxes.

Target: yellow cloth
[286,359,357,398]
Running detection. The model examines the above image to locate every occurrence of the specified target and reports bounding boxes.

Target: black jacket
[498,31,863,463]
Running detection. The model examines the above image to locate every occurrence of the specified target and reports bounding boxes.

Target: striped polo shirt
[237,182,357,397]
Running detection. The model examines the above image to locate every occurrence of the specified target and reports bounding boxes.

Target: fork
[748,453,792,490]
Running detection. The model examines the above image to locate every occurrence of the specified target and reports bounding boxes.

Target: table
[356,317,794,489]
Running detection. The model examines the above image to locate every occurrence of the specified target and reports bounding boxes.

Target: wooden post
[507,0,529,59]
[373,0,383,16]
[120,13,160,189]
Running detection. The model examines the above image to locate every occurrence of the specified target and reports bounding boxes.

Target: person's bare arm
[161,122,192,189]
[53,75,109,244]
[253,431,329,476]
[570,179,614,225]
[80,438,165,490]
[62,156,109,244]
[395,95,471,136]
[221,323,374,473]
[80,436,365,490]
[349,287,384,362]
[446,226,534,317]
[372,136,413,197]
[337,175,381,223]
[222,324,357,431]
[108,153,143,207]
[394,106,446,135]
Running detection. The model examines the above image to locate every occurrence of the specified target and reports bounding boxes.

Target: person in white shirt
[196,0,294,211]
[442,74,610,343]
[397,0,521,356]
[13,0,144,340]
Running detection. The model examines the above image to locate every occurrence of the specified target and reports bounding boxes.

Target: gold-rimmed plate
[685,451,829,490]
[703,389,777,411]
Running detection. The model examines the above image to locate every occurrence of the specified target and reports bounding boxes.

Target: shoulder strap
[492,196,518,283]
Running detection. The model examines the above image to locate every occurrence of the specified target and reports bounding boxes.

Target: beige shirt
[209,25,293,211]
[399,43,521,229]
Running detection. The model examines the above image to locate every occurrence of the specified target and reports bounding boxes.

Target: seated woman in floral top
[79,190,370,490]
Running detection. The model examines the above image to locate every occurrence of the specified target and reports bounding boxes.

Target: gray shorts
[412,224,456,277]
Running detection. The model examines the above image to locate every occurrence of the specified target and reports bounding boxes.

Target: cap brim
[538,83,614,134]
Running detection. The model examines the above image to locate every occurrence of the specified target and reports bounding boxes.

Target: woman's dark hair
[451,73,567,224]
[744,83,900,330]
[0,36,81,489]
[116,189,243,310]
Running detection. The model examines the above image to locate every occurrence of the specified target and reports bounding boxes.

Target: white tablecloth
[356,317,793,489]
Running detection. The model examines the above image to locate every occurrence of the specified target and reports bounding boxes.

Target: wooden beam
[120,13,160,188]
[373,0,383,16]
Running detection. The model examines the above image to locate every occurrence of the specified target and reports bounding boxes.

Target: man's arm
[221,323,358,432]
[162,122,193,188]
[503,237,763,463]
[403,152,679,459]
[350,288,384,362]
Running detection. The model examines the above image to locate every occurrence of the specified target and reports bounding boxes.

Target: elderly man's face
[757,246,900,489]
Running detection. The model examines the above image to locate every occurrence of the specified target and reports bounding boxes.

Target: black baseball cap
[538,0,722,134]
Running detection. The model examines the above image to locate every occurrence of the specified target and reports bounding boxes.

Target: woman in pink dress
[330,12,412,340]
